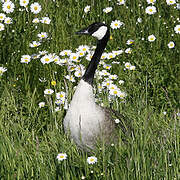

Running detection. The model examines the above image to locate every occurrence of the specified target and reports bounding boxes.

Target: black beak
[75,27,90,35]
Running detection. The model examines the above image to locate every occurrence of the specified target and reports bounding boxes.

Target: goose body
[64,22,123,151]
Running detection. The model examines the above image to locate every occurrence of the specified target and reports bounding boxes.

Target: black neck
[82,30,110,85]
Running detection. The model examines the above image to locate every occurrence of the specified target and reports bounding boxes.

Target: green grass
[0,0,180,179]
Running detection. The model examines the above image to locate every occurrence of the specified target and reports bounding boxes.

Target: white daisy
[103,7,113,13]
[124,62,131,69]
[145,6,157,15]
[101,52,108,59]
[32,18,40,23]
[53,55,60,63]
[0,66,7,75]
[118,91,127,99]
[84,5,90,13]
[0,23,5,31]
[102,80,113,88]
[103,64,112,70]
[38,102,45,108]
[37,32,48,39]
[125,48,132,54]
[126,39,134,45]
[109,88,120,97]
[77,50,85,57]
[119,80,124,85]
[74,70,82,78]
[39,50,48,55]
[29,41,41,47]
[110,20,124,29]
[44,89,54,95]
[109,74,118,80]
[30,2,42,14]
[64,75,76,82]
[168,41,175,48]
[87,156,97,164]
[112,50,123,56]
[56,91,66,101]
[86,53,93,61]
[4,17,12,24]
[20,0,29,7]
[40,54,54,64]
[70,53,79,62]
[166,0,176,5]
[107,52,116,59]
[56,153,67,161]
[2,1,15,14]
[77,45,90,52]
[0,13,6,21]
[130,65,136,70]
[60,49,72,56]
[148,34,156,42]
[174,24,180,34]
[147,0,156,4]
[99,70,110,76]
[41,17,51,24]
[108,84,118,90]
[21,55,31,64]
[117,0,126,5]
[55,107,60,112]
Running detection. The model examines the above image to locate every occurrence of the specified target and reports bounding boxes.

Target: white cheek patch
[92,26,108,40]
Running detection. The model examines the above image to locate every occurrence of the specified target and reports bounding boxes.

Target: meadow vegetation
[0,0,179,179]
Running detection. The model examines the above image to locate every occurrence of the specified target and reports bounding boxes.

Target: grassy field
[0,0,180,179]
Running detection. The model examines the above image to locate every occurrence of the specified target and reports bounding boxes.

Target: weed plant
[0,0,179,179]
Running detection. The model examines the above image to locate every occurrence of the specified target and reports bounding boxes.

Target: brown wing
[103,107,134,138]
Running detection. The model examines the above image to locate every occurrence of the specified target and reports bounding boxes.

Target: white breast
[63,79,105,149]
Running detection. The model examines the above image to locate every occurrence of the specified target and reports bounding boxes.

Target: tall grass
[0,0,179,179]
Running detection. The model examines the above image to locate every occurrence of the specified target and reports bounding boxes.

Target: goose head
[76,22,110,41]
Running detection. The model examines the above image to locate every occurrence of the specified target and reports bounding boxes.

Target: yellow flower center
[7,5,11,9]
[45,58,50,62]
[34,6,38,10]
[149,9,153,12]
[114,23,118,26]
[114,91,118,94]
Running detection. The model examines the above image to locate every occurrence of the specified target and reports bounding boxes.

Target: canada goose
[64,22,130,151]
